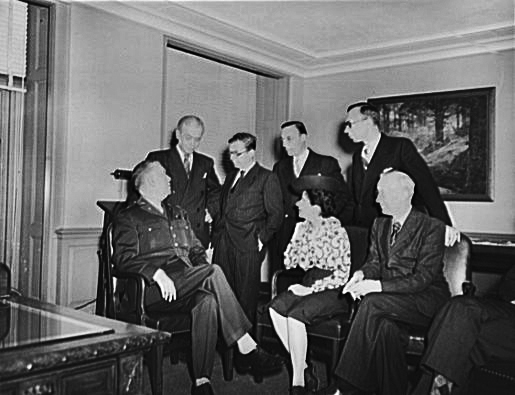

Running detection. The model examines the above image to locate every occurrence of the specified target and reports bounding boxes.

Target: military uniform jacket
[112,197,207,283]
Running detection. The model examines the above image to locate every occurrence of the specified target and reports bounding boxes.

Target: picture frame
[369,87,495,201]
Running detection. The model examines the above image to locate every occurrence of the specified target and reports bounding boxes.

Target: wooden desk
[0,295,170,395]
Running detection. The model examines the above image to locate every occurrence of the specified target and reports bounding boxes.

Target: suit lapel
[360,135,391,200]
[169,148,189,194]
[299,149,316,177]
[389,209,418,255]
[234,164,259,196]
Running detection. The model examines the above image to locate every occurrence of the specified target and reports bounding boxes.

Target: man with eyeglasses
[343,102,460,247]
[212,132,283,331]
[270,120,354,277]
[145,115,221,249]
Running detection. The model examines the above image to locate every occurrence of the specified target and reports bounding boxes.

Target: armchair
[96,201,234,395]
[255,226,370,385]
[404,234,515,394]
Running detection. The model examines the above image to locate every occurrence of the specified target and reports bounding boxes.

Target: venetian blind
[0,0,27,89]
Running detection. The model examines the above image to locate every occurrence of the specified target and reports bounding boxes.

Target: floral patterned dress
[284,217,351,291]
[269,216,352,324]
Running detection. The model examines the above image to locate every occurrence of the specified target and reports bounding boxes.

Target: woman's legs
[270,307,309,387]
[270,307,291,353]
[287,316,308,387]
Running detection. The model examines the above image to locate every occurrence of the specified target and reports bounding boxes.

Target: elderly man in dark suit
[146,115,221,248]
[343,102,460,247]
[318,170,450,395]
[113,161,284,395]
[212,132,283,325]
[270,120,353,276]
[412,264,515,395]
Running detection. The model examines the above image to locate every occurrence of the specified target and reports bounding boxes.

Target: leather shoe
[238,346,285,374]
[304,363,320,391]
[314,381,364,395]
[291,385,307,395]
[314,382,339,395]
[191,382,214,395]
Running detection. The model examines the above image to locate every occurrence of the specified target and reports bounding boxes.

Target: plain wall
[50,3,514,306]
[298,51,515,234]
[65,4,164,227]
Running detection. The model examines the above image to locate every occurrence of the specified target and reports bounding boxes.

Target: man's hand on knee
[153,269,177,302]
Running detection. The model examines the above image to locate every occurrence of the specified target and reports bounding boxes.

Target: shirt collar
[176,145,192,162]
[294,148,309,163]
[392,206,412,228]
[363,132,381,158]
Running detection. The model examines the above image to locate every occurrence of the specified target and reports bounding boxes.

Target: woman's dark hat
[291,174,341,193]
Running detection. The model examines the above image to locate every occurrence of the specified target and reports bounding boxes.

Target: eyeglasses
[345,118,368,128]
[229,150,248,158]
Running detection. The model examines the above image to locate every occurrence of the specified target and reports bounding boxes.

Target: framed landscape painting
[369,87,494,201]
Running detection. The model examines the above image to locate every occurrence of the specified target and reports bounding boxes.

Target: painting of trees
[369,88,493,201]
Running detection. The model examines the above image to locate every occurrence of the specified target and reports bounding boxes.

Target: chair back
[344,226,370,275]
[442,233,473,296]
[100,223,117,319]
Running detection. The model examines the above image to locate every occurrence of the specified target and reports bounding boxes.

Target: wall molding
[85,1,515,78]
[55,227,102,309]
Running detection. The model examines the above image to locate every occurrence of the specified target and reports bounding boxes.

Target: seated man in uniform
[112,161,284,395]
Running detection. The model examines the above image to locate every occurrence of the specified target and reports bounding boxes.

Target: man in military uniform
[112,161,284,395]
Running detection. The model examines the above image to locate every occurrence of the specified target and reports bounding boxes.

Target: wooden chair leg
[146,343,164,395]
[222,346,234,381]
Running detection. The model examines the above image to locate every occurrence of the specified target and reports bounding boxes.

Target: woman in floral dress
[269,175,352,395]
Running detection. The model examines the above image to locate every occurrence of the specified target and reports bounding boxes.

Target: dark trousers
[146,264,252,379]
[214,234,265,325]
[414,295,515,394]
[335,292,447,395]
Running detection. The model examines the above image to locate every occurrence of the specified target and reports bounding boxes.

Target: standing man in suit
[212,132,283,325]
[412,264,515,395]
[146,115,221,249]
[343,102,460,246]
[270,120,353,275]
[318,170,451,395]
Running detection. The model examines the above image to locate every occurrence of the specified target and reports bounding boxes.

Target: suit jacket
[273,149,353,256]
[360,209,450,307]
[146,147,221,248]
[213,163,283,254]
[351,134,452,228]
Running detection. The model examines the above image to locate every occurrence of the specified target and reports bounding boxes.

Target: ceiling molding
[84,1,515,78]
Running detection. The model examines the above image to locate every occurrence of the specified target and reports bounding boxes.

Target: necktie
[362,146,370,170]
[183,154,191,178]
[231,170,245,193]
[391,221,401,246]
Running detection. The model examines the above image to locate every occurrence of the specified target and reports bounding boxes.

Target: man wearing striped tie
[343,102,460,248]
[318,170,450,395]
[146,115,221,249]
